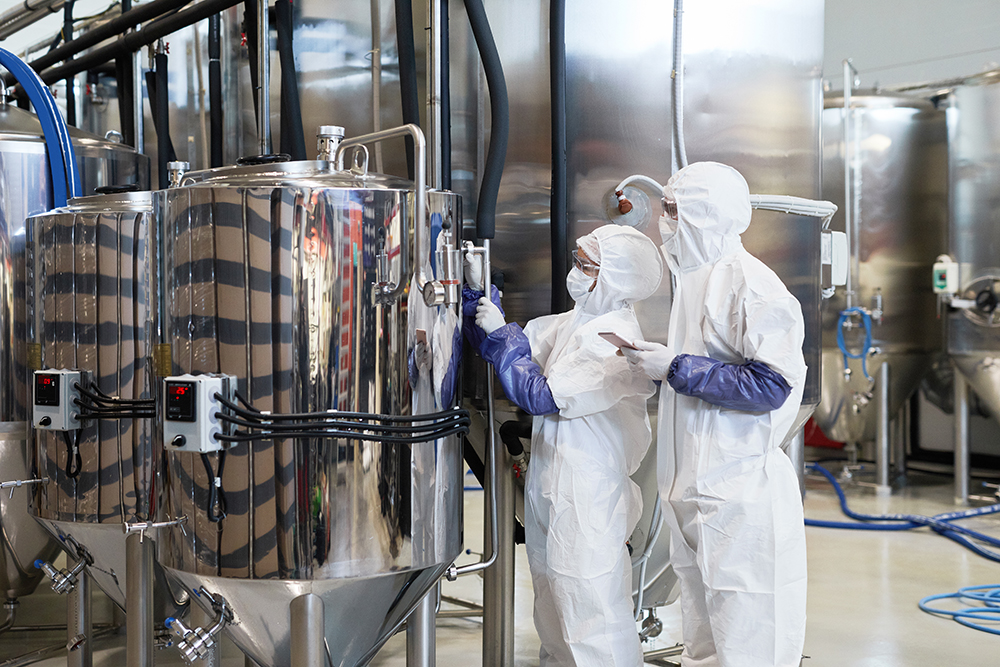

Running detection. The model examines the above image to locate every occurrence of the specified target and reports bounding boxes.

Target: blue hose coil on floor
[919,585,1000,635]
[805,462,1000,562]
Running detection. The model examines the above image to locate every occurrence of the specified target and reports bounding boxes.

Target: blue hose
[805,463,1000,562]
[837,307,872,382]
[919,585,1000,636]
[0,48,80,206]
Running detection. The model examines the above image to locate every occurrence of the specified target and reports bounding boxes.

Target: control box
[162,375,234,453]
[821,230,848,287]
[33,370,84,431]
[933,256,960,294]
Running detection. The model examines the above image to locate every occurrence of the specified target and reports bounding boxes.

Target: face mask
[658,213,677,240]
[566,267,595,302]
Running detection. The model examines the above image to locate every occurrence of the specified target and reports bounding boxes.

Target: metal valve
[122,515,188,543]
[167,161,190,188]
[165,588,230,664]
[35,556,87,595]
[0,478,47,499]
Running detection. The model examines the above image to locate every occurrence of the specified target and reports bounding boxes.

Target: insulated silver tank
[25,189,161,608]
[946,70,1000,419]
[815,93,948,443]
[0,102,147,604]
[156,160,463,667]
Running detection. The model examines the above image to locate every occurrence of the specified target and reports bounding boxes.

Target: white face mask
[658,213,677,239]
[566,267,595,302]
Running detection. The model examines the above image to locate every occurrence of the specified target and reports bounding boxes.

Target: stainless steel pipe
[67,572,92,667]
[290,594,326,667]
[876,361,891,496]
[257,0,271,155]
[125,533,154,667]
[954,365,970,505]
[406,589,436,667]
[483,416,514,667]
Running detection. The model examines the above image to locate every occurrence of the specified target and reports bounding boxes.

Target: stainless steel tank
[0,102,147,605]
[945,70,1000,419]
[25,189,163,609]
[156,160,463,667]
[451,0,825,610]
[814,93,949,443]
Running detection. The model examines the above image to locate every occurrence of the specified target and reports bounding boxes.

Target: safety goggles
[571,248,600,277]
[662,197,678,220]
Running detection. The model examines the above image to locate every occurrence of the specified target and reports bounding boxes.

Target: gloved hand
[464,250,484,290]
[475,297,506,334]
[622,340,675,381]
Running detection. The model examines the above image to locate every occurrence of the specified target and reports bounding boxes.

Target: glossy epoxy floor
[3,464,998,666]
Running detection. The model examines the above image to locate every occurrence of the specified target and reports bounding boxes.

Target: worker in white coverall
[623,162,808,667]
[466,224,663,667]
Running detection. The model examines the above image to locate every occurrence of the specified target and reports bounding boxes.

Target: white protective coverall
[657,162,808,667]
[520,225,662,667]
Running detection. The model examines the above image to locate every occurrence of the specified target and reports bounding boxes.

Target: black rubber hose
[115,56,134,147]
[208,13,223,167]
[462,0,508,240]
[145,52,177,189]
[549,0,568,313]
[393,0,420,180]
[274,0,306,160]
[63,0,75,126]
[498,419,530,458]
[440,0,451,190]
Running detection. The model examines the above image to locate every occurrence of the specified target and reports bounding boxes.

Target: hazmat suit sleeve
[666,290,804,411]
[479,323,559,415]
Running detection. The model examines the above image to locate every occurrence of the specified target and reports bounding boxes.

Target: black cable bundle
[212,393,471,444]
[72,381,155,421]
[61,430,82,479]
[201,452,228,522]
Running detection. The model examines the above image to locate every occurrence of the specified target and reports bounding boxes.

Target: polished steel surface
[946,73,1000,423]
[815,94,948,443]
[0,431,62,599]
[158,165,463,667]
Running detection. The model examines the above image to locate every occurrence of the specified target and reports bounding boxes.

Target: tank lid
[59,189,155,213]
[0,103,141,153]
[178,159,416,190]
[823,90,939,111]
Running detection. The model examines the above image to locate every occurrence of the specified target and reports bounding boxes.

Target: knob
[171,435,186,448]
[38,416,51,427]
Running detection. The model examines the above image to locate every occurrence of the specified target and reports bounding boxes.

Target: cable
[806,463,1000,562]
[919,585,1000,636]
[837,307,873,382]
[218,392,466,424]
[200,452,226,523]
[216,423,470,445]
[215,410,468,435]
[62,430,82,479]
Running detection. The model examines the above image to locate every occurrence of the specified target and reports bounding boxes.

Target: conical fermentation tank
[945,70,1000,421]
[0,101,147,604]
[815,93,948,444]
[156,159,464,667]
[24,189,172,611]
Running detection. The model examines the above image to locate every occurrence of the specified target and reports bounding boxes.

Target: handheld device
[598,332,639,350]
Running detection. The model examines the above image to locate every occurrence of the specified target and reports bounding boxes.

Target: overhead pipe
[62,0,75,126]
[549,0,568,313]
[369,0,383,172]
[462,0,508,240]
[28,0,244,87]
[426,0,442,188]
[0,0,66,41]
[440,0,451,190]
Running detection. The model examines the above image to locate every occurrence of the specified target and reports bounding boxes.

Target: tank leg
[126,533,154,667]
[954,364,970,506]
[406,588,436,667]
[67,571,92,667]
[875,361,892,497]
[291,593,325,667]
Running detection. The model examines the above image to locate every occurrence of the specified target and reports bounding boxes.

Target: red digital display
[35,373,60,406]
[170,386,187,396]
[165,381,196,421]
[40,377,53,386]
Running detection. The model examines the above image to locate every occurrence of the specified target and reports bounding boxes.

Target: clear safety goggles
[571,248,600,277]
[662,196,678,220]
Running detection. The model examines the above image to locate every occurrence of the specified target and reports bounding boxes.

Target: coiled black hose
[394,0,420,180]
[462,0,508,240]
[274,0,306,160]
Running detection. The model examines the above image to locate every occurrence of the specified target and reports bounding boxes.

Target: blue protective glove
[479,323,559,416]
[666,354,792,412]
